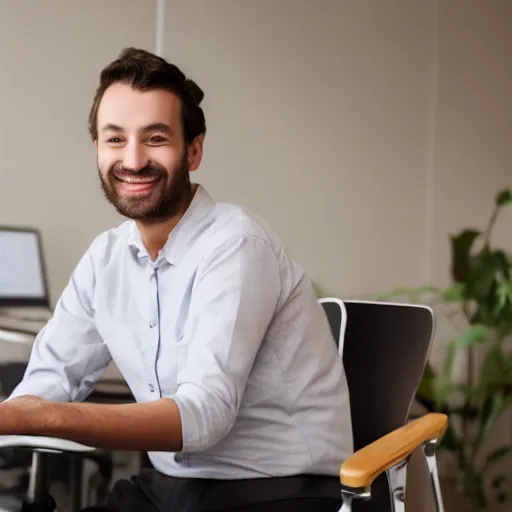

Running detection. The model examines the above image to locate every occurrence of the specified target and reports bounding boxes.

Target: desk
[0,323,136,510]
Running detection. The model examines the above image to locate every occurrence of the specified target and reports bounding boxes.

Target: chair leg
[23,451,56,512]
[27,452,50,503]
[339,492,353,512]
[422,440,445,512]
[387,458,408,511]
[339,487,371,512]
[69,454,84,511]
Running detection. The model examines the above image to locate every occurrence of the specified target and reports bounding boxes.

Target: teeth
[118,177,157,184]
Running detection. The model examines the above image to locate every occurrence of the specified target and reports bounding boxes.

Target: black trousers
[80,469,342,512]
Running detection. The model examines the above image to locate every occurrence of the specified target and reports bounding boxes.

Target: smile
[113,175,162,196]
[114,175,161,184]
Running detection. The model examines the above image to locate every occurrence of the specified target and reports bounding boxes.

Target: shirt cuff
[172,392,205,452]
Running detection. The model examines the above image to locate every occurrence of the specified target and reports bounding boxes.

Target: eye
[106,136,123,144]
[147,135,167,144]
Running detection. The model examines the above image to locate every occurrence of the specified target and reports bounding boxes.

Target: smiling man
[5,48,352,512]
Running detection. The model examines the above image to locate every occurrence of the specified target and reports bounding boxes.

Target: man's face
[95,83,192,222]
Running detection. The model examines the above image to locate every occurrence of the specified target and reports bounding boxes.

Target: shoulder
[82,220,133,266]
[203,201,283,260]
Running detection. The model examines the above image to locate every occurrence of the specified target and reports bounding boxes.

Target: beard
[98,155,191,223]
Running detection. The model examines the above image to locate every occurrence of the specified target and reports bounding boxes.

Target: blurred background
[0,1,510,511]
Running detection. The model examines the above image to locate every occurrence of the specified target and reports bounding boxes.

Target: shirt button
[148,320,156,328]
[148,384,155,392]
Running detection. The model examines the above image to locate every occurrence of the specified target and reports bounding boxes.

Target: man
[5,48,352,512]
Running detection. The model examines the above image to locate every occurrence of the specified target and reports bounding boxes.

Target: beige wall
[165,0,435,297]
[2,1,509,302]
[431,0,512,285]
[0,0,156,302]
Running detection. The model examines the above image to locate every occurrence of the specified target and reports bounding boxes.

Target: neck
[136,184,198,261]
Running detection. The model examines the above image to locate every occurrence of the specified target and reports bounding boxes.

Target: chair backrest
[320,298,435,511]
[319,297,347,354]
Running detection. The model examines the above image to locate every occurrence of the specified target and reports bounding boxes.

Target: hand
[0,395,46,435]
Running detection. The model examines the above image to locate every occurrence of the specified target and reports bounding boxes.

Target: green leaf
[442,283,465,302]
[481,346,504,388]
[417,367,438,405]
[500,394,512,415]
[468,251,509,310]
[480,394,504,441]
[507,279,512,302]
[450,229,481,283]
[442,340,458,381]
[376,285,442,303]
[441,327,489,388]
[484,448,511,472]
[435,379,456,406]
[496,188,512,207]
[454,324,490,348]
[439,423,459,452]
[494,281,510,316]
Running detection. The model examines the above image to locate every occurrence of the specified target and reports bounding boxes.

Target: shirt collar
[127,184,216,266]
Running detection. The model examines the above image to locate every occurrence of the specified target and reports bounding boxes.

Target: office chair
[0,299,446,511]
[319,298,446,511]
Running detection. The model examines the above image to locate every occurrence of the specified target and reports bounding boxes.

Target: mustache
[110,163,166,180]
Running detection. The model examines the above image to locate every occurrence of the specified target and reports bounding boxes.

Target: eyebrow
[100,123,174,135]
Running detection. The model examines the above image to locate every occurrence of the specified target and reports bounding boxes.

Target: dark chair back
[320,299,435,512]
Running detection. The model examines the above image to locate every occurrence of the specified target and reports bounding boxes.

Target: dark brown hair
[88,47,206,144]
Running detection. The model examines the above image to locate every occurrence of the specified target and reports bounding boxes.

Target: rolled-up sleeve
[8,247,112,403]
[171,235,281,452]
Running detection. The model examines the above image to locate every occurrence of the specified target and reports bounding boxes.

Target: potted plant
[378,188,512,510]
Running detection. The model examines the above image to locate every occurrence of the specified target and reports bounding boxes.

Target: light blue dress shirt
[10,185,353,479]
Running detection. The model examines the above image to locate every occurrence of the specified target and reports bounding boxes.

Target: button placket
[145,267,161,396]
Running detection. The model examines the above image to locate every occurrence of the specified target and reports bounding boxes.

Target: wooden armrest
[340,413,448,489]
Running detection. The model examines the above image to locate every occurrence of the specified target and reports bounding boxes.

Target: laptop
[0,226,53,334]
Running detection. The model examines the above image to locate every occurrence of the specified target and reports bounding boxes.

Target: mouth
[113,174,162,196]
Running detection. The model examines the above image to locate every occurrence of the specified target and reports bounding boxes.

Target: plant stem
[461,343,475,471]
[483,205,499,247]
[461,299,475,475]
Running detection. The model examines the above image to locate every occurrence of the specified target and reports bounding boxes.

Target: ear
[93,139,98,153]
[187,134,204,172]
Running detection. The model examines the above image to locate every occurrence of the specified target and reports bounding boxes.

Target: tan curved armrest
[340,413,448,489]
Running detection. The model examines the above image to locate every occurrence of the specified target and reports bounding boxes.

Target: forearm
[22,398,183,452]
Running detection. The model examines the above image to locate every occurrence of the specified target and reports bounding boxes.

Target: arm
[340,413,448,489]
[0,396,182,451]
[0,235,280,453]
[170,235,282,452]
[2,238,181,451]
[8,243,112,403]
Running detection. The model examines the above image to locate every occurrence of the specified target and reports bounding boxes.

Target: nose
[122,139,149,171]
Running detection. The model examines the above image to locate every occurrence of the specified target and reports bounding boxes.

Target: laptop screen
[0,227,49,307]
